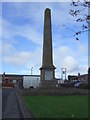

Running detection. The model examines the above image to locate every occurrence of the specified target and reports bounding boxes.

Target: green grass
[23,96,88,118]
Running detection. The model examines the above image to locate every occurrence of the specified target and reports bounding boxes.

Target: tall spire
[42,8,55,68]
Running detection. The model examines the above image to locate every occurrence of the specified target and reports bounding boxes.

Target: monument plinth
[40,8,56,89]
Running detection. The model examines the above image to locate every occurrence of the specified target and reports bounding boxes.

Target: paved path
[2,88,32,119]
[2,88,12,114]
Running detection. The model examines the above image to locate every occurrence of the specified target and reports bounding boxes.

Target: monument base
[40,80,57,90]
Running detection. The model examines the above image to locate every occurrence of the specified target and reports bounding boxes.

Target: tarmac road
[2,88,32,119]
[2,88,11,114]
[0,88,2,119]
[2,88,23,118]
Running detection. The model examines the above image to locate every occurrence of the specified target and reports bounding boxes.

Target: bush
[61,83,74,88]
[79,84,88,89]
[22,89,88,96]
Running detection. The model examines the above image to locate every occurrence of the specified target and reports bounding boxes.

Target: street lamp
[31,67,33,75]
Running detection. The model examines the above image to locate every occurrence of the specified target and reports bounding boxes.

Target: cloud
[2,13,43,74]
[53,45,88,77]
[54,46,73,61]
[2,43,15,55]
[3,47,42,75]
[2,0,72,2]
[61,56,78,72]
[78,44,88,56]
[0,17,2,38]
[2,2,88,78]
[2,19,17,44]
[3,44,42,66]
[53,46,77,77]
[2,2,86,47]
[0,16,2,55]
[52,7,74,26]
[3,51,31,66]
[2,2,79,28]
[16,25,42,46]
[2,18,42,46]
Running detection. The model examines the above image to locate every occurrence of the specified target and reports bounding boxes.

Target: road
[2,88,23,118]
[0,88,2,120]
[2,88,32,119]
[2,88,11,114]
[2,88,28,118]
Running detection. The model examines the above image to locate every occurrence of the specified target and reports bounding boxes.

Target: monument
[40,8,56,89]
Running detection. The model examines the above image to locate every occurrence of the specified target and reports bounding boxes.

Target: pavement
[0,88,2,120]
[2,88,33,119]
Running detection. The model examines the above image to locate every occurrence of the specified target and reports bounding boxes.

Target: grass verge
[23,95,88,118]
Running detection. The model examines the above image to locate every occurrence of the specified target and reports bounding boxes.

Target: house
[68,73,88,82]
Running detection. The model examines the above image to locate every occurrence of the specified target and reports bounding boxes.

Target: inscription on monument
[45,71,53,80]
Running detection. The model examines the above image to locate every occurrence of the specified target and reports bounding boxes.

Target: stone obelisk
[40,8,56,89]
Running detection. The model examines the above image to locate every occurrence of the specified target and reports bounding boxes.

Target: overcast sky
[1,2,88,78]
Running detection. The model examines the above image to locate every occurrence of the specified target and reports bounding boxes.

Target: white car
[75,81,88,88]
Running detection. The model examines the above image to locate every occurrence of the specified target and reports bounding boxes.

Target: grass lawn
[23,96,88,118]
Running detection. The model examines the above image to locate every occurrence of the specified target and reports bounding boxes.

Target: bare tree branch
[66,0,90,40]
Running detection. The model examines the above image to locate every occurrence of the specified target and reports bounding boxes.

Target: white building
[56,78,65,84]
[23,75,40,89]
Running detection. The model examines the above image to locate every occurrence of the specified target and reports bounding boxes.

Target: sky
[0,1,88,78]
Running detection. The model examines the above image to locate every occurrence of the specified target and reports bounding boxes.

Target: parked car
[75,81,88,89]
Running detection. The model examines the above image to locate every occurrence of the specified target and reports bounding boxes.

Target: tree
[61,0,90,40]
[70,0,90,40]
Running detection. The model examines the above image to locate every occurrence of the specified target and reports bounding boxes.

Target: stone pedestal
[40,80,57,90]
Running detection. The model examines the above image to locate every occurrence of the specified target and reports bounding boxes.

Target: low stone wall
[21,88,88,96]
